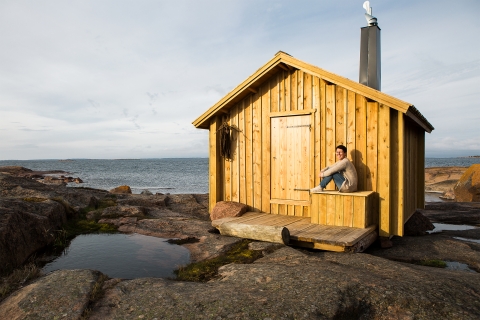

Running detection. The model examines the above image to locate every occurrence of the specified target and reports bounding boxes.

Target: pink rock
[210,201,247,221]
[454,164,480,202]
[440,189,455,200]
[110,185,132,194]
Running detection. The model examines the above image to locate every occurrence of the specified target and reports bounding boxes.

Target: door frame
[269,109,316,206]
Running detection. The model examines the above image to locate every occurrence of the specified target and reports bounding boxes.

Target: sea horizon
[1,155,479,162]
[1,157,479,195]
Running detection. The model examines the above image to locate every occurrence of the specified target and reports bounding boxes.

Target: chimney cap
[363,1,378,26]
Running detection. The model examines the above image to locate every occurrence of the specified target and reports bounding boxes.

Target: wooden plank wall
[403,118,426,225]
[389,110,404,236]
[310,192,375,227]
[208,67,425,237]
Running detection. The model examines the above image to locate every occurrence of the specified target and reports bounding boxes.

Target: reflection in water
[42,233,190,279]
[445,261,476,273]
[425,192,449,203]
[454,237,480,244]
[428,223,478,233]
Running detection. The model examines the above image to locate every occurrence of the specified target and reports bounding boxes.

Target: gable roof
[193,51,434,132]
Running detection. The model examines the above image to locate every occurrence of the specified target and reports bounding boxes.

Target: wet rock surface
[1,166,480,319]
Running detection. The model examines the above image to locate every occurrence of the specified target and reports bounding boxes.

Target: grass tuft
[80,273,110,319]
[174,239,262,282]
[0,263,41,303]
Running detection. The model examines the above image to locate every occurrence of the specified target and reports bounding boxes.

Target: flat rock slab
[0,269,101,320]
[368,231,480,272]
[89,247,480,319]
[425,166,467,192]
[422,202,480,225]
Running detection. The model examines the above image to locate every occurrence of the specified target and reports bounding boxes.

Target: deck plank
[212,212,377,251]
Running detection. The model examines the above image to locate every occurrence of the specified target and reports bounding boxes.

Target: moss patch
[415,259,447,268]
[54,197,118,246]
[174,239,262,282]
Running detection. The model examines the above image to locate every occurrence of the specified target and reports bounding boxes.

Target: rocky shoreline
[1,166,480,319]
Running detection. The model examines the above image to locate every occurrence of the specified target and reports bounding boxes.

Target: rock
[0,199,67,273]
[439,188,455,200]
[379,236,393,248]
[74,177,83,183]
[0,269,103,319]
[210,201,247,221]
[425,166,467,192]
[420,202,480,225]
[100,205,146,219]
[109,185,132,194]
[42,176,66,185]
[0,166,33,175]
[98,217,138,227]
[164,194,209,219]
[140,189,153,195]
[403,211,435,236]
[248,241,284,254]
[88,247,480,319]
[454,164,480,202]
[116,194,166,208]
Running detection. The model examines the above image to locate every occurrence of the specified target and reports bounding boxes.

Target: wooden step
[212,212,377,253]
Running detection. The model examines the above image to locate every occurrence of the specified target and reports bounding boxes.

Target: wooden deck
[212,212,378,253]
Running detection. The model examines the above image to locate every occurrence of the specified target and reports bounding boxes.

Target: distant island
[461,155,480,158]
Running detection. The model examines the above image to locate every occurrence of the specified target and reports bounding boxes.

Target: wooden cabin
[193,51,434,252]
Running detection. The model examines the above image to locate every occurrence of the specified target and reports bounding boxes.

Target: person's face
[336,148,346,161]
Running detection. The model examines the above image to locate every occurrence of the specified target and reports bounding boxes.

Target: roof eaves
[193,52,434,133]
[280,55,412,113]
[406,106,434,133]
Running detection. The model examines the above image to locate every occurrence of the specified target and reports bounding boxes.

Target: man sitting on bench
[310,145,358,193]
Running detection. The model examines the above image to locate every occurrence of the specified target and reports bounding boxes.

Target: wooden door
[271,115,311,202]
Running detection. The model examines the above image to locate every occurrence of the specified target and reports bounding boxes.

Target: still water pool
[42,233,190,279]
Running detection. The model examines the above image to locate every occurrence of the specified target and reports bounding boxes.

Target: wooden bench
[310,191,377,228]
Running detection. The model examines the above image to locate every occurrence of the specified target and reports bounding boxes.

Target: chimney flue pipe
[359,1,381,91]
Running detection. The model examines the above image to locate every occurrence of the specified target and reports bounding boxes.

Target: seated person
[310,145,358,193]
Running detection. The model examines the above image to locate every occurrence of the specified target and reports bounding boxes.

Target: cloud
[0,0,479,159]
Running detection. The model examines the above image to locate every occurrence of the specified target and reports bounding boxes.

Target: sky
[0,0,479,160]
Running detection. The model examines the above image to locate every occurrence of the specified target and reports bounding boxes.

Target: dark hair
[336,145,347,153]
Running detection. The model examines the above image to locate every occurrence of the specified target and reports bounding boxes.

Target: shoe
[310,186,323,193]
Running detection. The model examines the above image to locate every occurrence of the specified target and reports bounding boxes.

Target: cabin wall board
[209,116,223,212]
[210,68,426,237]
[402,118,425,224]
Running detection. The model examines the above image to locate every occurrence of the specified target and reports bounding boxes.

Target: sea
[1,157,479,194]
[0,158,209,194]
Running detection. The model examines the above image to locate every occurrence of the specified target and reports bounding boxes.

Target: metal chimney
[359,1,381,91]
